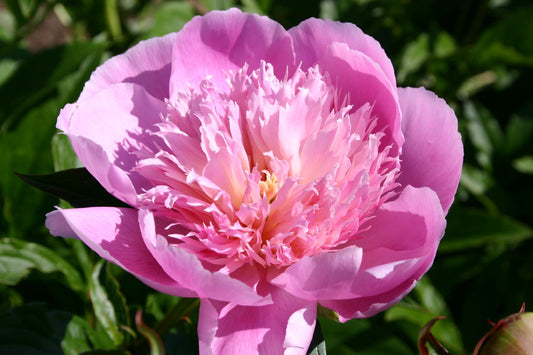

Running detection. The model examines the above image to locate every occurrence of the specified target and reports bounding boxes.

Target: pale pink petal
[198,290,316,355]
[202,148,247,208]
[138,209,271,306]
[45,207,195,297]
[316,43,403,154]
[59,82,165,159]
[269,246,364,300]
[59,83,167,204]
[64,136,139,206]
[319,186,445,319]
[81,32,178,101]
[289,17,396,87]
[169,8,295,99]
[397,87,463,213]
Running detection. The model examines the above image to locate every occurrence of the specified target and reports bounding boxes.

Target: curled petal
[289,17,396,87]
[320,277,419,321]
[397,87,463,213]
[269,246,363,300]
[169,8,295,99]
[138,209,271,306]
[81,32,178,101]
[46,207,195,297]
[316,42,403,154]
[198,290,316,355]
[58,83,167,204]
[318,186,445,318]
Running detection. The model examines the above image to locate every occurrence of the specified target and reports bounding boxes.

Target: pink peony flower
[46,8,463,354]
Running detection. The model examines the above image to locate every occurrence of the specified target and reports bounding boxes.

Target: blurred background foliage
[1,0,532,353]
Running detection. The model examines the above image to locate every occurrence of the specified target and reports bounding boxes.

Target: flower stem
[130,298,200,354]
[154,297,201,336]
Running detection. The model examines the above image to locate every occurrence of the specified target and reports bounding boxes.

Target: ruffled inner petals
[135,61,400,269]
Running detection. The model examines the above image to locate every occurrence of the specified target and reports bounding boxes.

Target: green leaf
[16,168,130,208]
[0,238,84,291]
[67,237,94,284]
[2,0,25,28]
[0,41,107,132]
[62,315,115,355]
[0,303,72,354]
[460,164,493,196]
[89,260,130,346]
[463,101,504,169]
[200,0,236,12]
[434,31,456,58]
[51,134,83,172]
[104,0,123,41]
[0,56,22,87]
[397,33,430,83]
[504,115,533,157]
[439,207,533,253]
[0,284,23,311]
[241,0,266,15]
[512,156,533,175]
[307,320,326,355]
[139,2,195,40]
[385,278,464,353]
[0,98,58,235]
[475,5,533,64]
[458,71,498,99]
[0,40,106,235]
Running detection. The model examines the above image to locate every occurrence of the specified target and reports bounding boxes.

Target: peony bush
[46,8,463,354]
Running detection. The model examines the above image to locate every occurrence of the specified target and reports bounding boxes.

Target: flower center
[136,61,400,269]
[259,171,279,202]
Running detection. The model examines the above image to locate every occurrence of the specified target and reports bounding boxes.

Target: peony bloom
[46,8,463,354]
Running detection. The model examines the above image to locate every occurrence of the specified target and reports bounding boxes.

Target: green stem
[155,297,200,335]
[104,0,123,42]
[130,298,200,354]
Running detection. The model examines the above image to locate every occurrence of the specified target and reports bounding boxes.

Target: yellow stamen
[259,171,279,202]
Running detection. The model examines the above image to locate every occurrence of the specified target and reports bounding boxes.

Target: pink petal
[397,87,463,213]
[316,42,403,154]
[59,83,167,204]
[269,246,364,300]
[202,148,247,208]
[63,136,139,206]
[319,277,419,321]
[138,209,271,306]
[198,290,316,354]
[289,17,396,87]
[319,185,445,319]
[45,207,195,297]
[169,8,295,100]
[81,32,178,101]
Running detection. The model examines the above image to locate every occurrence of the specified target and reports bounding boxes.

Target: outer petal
[289,17,396,87]
[138,209,271,306]
[269,246,364,300]
[318,186,445,319]
[58,83,167,204]
[169,8,295,99]
[319,277,419,321]
[198,290,316,355]
[45,207,195,297]
[397,87,463,213]
[316,42,403,154]
[80,32,178,101]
